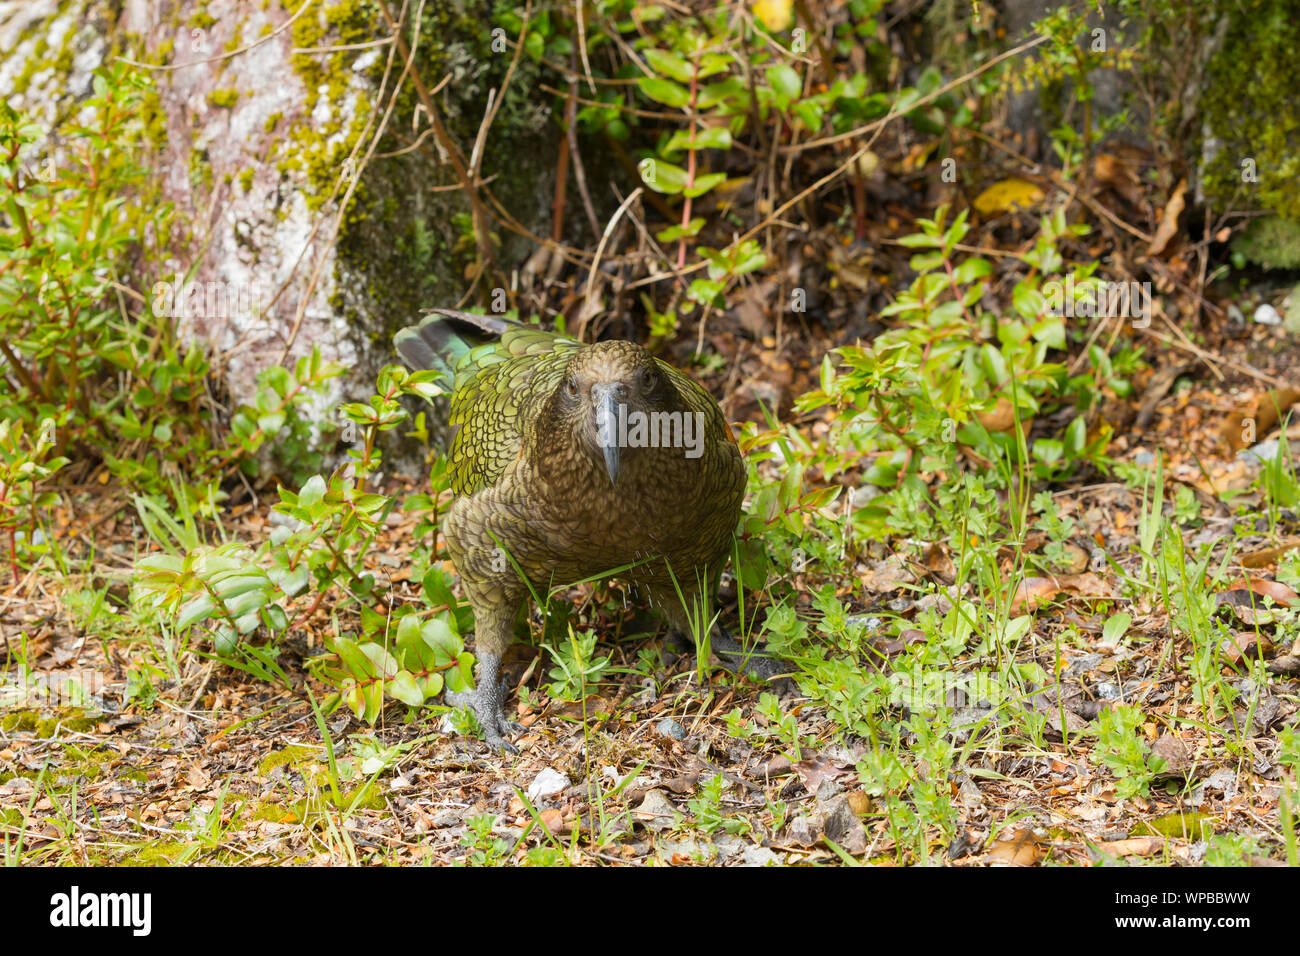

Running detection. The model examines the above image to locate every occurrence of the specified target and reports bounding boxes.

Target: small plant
[1093,704,1166,800]
[459,813,512,867]
[132,362,468,722]
[0,418,67,580]
[544,626,611,703]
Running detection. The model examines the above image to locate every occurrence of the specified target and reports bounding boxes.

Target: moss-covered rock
[1197,0,1300,227]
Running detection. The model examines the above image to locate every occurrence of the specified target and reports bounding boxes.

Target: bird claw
[706,631,796,693]
[446,686,521,754]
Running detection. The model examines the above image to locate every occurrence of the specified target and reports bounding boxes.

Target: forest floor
[3,261,1299,866]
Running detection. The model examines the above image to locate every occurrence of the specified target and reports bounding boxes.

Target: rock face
[1,0,563,432]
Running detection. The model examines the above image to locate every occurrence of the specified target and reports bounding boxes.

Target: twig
[781,33,1049,154]
[116,0,319,72]
[576,187,643,342]
[1142,327,1288,388]
[565,64,602,238]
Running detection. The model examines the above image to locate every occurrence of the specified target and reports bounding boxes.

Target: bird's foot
[446,677,525,754]
[708,629,796,694]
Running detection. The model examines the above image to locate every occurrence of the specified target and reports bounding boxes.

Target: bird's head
[555,341,673,486]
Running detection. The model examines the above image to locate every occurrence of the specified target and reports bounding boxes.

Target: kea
[395,309,772,751]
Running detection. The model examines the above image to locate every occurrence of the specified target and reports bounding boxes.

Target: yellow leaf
[752,0,794,31]
[973,178,1044,216]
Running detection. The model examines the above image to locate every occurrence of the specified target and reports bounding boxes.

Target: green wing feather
[447,326,583,495]
[394,309,584,495]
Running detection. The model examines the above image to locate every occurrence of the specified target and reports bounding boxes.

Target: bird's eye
[640,368,657,389]
[565,377,578,397]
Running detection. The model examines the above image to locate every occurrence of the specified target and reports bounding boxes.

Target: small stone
[1284,284,1300,333]
[1254,303,1281,325]
[822,797,868,855]
[814,776,845,806]
[657,835,715,862]
[846,790,872,816]
[635,789,678,832]
[740,845,782,866]
[526,767,568,802]
[657,718,686,741]
[712,833,746,859]
[786,813,824,847]
[1150,734,1194,778]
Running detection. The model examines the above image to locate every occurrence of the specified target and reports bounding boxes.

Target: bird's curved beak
[592,385,621,486]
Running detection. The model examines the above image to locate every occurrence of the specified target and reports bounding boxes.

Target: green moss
[257,743,321,776]
[263,111,283,133]
[251,801,296,823]
[208,88,240,109]
[2,710,39,732]
[187,9,217,30]
[1232,216,1300,271]
[188,147,213,193]
[1199,0,1300,222]
[238,168,255,191]
[2,707,97,738]
[1134,812,1215,840]
[118,840,190,865]
[9,0,84,100]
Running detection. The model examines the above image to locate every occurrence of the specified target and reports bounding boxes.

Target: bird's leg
[651,579,792,689]
[446,648,524,754]
[710,621,790,685]
[440,537,527,753]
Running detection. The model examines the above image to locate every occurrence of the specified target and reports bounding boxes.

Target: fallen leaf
[1148,178,1186,257]
[987,827,1043,866]
[973,179,1044,216]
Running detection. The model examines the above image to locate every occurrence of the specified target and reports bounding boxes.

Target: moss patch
[1199,0,1300,221]
[257,743,321,776]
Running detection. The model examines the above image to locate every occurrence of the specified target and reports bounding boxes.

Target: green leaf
[644,49,694,84]
[420,616,461,661]
[636,76,690,108]
[1102,612,1130,644]
[683,171,726,198]
[656,218,705,242]
[638,157,689,194]
[697,76,745,108]
[386,670,424,706]
[396,613,422,646]
[766,64,802,108]
[298,474,326,507]
[792,100,824,131]
[177,594,215,629]
[334,637,376,678]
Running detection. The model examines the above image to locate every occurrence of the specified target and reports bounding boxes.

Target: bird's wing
[657,359,736,442]
[448,336,580,495]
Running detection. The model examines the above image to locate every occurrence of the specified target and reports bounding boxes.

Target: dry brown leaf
[1101,836,1163,857]
[1241,537,1300,569]
[1148,178,1187,257]
[987,827,1044,866]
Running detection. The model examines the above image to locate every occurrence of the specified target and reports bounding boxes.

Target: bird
[395,308,770,751]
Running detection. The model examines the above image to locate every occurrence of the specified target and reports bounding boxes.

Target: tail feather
[393,309,519,380]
